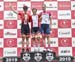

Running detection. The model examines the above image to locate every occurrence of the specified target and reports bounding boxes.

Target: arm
[39,16,42,21]
[38,13,42,21]
[9,4,18,14]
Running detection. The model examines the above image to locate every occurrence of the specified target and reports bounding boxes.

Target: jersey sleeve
[18,12,23,19]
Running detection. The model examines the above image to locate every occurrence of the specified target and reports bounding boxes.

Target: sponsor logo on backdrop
[59,38,71,47]
[5,32,16,35]
[4,11,17,20]
[31,2,43,10]
[52,20,58,28]
[71,1,75,10]
[0,39,3,47]
[58,20,71,28]
[44,2,57,10]
[4,20,17,29]
[58,28,71,38]
[0,2,3,11]
[4,38,17,47]
[58,1,71,10]
[4,48,17,57]
[17,2,31,11]
[59,47,72,56]
[58,10,71,19]
[4,29,17,38]
[50,38,58,47]
[0,20,3,29]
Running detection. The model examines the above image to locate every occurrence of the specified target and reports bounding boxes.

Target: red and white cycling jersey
[31,15,40,27]
[18,12,31,24]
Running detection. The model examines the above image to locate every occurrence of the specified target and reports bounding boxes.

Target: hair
[23,5,28,11]
[32,8,37,11]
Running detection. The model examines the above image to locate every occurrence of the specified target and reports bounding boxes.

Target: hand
[9,3,18,14]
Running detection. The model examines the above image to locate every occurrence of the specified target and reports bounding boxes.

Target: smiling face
[32,8,37,15]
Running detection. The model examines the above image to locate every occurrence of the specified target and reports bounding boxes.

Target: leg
[25,24,30,51]
[32,36,36,51]
[42,34,46,46]
[34,27,40,46]
[40,24,45,46]
[21,34,26,52]
[45,24,50,45]
[26,35,29,46]
[26,35,30,51]
[46,34,53,51]
[46,35,50,45]
[21,24,26,52]
[36,30,41,45]
[36,33,42,51]
[32,33,36,46]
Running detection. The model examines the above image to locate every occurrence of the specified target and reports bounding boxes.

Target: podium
[20,51,56,62]
[3,51,74,62]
